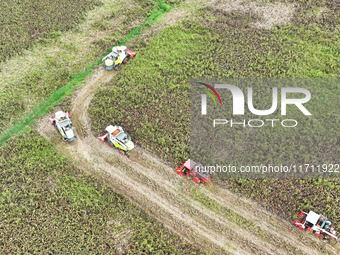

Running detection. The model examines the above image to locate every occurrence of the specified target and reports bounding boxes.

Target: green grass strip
[0,0,173,147]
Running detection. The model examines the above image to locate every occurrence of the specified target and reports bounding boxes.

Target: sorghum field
[1,0,339,253]
[0,131,199,254]
[89,0,340,228]
[0,0,100,62]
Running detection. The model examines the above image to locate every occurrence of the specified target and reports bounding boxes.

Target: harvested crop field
[1,0,339,253]
[0,131,200,254]
[0,0,100,62]
[89,0,340,231]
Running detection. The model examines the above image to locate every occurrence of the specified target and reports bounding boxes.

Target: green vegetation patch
[0,131,200,254]
[0,64,95,146]
[90,6,339,163]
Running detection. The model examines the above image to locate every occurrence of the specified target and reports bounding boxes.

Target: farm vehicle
[102,46,136,70]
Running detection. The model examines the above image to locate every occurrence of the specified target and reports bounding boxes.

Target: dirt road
[36,66,339,255]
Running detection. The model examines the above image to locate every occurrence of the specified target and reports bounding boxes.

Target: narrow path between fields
[36,65,340,254]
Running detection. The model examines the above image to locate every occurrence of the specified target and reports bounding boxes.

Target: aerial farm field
[0,132,199,254]
[1,0,339,254]
[89,0,340,228]
[0,0,157,135]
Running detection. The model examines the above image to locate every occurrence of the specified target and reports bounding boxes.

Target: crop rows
[0,1,203,253]
[0,0,174,146]
[0,131,200,254]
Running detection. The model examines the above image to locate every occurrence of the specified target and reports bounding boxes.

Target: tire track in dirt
[36,65,339,254]
[104,150,277,254]
[127,148,339,254]
[132,148,339,255]
[37,69,252,255]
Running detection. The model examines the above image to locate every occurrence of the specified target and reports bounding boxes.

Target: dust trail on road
[36,66,339,255]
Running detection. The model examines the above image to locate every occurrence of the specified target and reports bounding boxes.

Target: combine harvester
[293,211,337,243]
[102,45,136,70]
[175,159,211,184]
[50,111,76,142]
[98,125,134,154]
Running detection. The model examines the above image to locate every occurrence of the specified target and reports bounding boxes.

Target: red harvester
[175,159,211,184]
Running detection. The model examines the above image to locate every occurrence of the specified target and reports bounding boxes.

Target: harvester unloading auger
[102,46,136,71]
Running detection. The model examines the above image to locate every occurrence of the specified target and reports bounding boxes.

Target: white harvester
[50,111,76,142]
[98,125,134,154]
